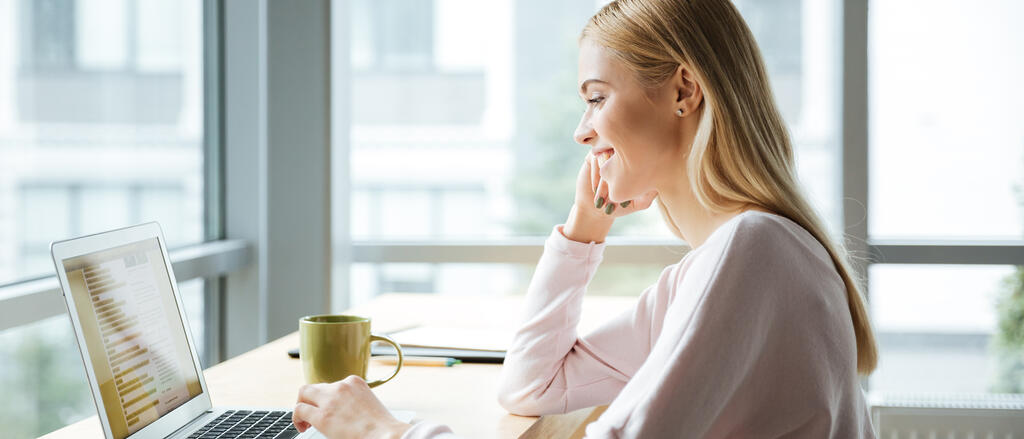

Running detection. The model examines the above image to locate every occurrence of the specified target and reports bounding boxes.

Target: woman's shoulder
[706,210,832,266]
[678,210,843,297]
[655,210,842,305]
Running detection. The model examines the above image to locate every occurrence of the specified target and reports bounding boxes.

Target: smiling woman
[345,0,843,307]
[303,0,874,438]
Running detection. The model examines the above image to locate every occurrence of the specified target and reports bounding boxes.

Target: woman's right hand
[562,153,657,244]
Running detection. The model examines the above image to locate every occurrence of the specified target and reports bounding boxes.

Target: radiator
[870,393,1024,439]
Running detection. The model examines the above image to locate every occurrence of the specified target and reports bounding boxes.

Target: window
[343,0,842,303]
[869,0,1024,240]
[0,1,205,437]
[868,0,1024,394]
[342,0,1024,399]
[870,265,1016,393]
[1,0,205,285]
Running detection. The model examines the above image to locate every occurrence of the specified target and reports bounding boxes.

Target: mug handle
[367,334,403,388]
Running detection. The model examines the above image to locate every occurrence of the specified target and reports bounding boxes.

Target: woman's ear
[673,64,703,114]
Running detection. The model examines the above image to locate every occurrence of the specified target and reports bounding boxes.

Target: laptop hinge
[165,410,215,438]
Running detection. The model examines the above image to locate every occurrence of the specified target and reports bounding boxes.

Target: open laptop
[51,223,412,439]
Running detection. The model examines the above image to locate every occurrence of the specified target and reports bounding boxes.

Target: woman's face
[573,39,689,203]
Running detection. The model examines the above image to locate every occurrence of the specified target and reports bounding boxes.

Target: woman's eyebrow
[579,78,609,96]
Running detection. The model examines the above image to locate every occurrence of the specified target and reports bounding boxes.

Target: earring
[675,109,684,117]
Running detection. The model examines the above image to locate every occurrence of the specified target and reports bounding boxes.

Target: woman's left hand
[293,376,412,439]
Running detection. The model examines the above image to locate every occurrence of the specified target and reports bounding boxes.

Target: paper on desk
[388,327,511,352]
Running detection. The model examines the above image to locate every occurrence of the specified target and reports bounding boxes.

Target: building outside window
[0,1,205,437]
[346,0,842,304]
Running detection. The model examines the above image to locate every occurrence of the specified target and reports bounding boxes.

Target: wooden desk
[42,293,634,439]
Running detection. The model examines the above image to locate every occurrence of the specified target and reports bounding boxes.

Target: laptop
[51,223,413,439]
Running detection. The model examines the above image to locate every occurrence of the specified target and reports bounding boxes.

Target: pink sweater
[403,211,875,438]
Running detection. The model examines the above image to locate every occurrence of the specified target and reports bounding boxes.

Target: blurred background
[0,0,1022,437]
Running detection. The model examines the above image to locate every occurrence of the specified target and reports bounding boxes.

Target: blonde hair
[582,0,877,375]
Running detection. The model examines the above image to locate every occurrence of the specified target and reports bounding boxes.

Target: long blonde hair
[582,0,877,375]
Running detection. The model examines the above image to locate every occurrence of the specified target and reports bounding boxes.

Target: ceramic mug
[299,315,403,387]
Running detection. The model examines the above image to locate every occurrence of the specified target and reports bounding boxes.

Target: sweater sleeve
[496,225,672,416]
[400,421,459,439]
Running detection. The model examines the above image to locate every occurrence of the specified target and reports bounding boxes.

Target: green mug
[299,315,403,387]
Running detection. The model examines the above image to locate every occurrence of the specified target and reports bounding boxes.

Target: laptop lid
[51,222,213,439]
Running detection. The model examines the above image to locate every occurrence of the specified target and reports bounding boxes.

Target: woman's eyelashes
[586,96,605,105]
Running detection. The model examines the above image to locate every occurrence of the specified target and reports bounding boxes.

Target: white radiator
[870,393,1024,439]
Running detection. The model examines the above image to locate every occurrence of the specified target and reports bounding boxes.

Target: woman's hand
[563,153,658,244]
[293,376,411,439]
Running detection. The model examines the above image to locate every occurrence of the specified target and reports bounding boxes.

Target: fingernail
[620,200,631,208]
[605,203,616,215]
[595,197,605,209]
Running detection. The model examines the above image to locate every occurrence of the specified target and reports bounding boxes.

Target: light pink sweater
[403,211,875,438]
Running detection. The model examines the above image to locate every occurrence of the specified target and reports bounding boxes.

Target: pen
[374,356,461,367]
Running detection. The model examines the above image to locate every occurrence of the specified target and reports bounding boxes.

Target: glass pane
[345,0,841,241]
[0,0,205,286]
[0,279,205,438]
[345,262,666,310]
[870,264,1024,394]
[0,315,93,439]
[869,0,1024,240]
[179,278,206,364]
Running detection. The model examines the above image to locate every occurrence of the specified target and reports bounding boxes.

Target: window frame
[0,0,242,369]
[2,0,1023,383]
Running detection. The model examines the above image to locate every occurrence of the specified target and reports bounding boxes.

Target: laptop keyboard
[187,410,299,439]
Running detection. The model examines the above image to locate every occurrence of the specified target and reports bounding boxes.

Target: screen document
[63,238,202,439]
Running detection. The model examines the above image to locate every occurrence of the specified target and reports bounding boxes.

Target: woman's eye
[586,96,605,105]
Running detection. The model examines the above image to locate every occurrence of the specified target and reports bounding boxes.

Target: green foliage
[990,152,1024,393]
[0,319,94,439]
[992,267,1024,393]
[507,61,587,235]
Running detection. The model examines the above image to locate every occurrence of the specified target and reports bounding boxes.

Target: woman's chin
[608,189,636,204]
[607,180,644,204]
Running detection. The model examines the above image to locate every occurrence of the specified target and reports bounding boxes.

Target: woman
[292,0,878,437]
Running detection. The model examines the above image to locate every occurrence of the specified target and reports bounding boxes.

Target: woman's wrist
[563,204,614,243]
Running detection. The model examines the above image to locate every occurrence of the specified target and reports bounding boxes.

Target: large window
[0,0,205,437]
[342,0,1024,398]
[344,0,842,302]
[0,0,205,284]
[868,0,1024,394]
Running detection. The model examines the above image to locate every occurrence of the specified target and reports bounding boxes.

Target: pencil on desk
[374,356,461,367]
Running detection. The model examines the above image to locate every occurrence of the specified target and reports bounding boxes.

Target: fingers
[595,180,614,214]
[603,190,658,217]
[578,152,656,219]
[341,375,369,389]
[293,402,320,433]
[297,383,330,406]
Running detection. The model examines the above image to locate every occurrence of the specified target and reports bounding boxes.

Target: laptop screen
[62,237,202,439]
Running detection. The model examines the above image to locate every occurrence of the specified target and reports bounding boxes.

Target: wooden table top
[40,293,635,439]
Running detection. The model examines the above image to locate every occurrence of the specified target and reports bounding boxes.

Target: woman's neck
[656,177,751,248]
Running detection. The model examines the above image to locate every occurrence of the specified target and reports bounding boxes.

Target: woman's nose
[574,116,596,145]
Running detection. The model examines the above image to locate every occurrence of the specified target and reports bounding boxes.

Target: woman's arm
[497,154,664,416]
[496,223,676,416]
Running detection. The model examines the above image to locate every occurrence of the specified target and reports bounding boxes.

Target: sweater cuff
[401,420,455,439]
[548,224,607,261]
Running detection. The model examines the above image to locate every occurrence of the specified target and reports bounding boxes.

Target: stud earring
[675,109,684,117]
